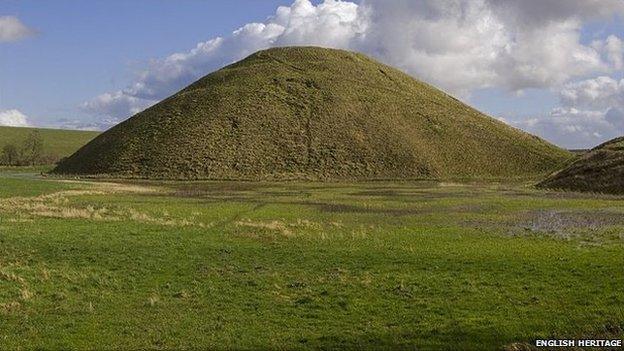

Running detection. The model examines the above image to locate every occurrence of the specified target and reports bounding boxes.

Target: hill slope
[53,47,572,180]
[538,137,624,194]
[0,126,99,164]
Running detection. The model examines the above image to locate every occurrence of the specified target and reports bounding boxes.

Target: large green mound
[538,137,624,194]
[53,47,572,180]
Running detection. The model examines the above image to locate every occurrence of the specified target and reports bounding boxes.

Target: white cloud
[605,107,624,131]
[81,91,156,119]
[273,0,362,47]
[485,0,624,25]
[83,0,362,119]
[0,109,31,127]
[356,0,620,94]
[593,35,624,70]
[82,0,624,148]
[354,0,508,94]
[507,76,624,148]
[53,117,119,131]
[507,108,613,149]
[0,16,35,42]
[560,76,624,109]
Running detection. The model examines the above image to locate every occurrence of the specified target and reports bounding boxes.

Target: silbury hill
[538,137,624,194]
[53,47,572,180]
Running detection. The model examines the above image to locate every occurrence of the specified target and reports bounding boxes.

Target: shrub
[1,143,20,166]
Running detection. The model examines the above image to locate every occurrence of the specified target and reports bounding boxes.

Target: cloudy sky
[1,0,623,149]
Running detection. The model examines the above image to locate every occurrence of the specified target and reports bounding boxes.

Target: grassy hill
[0,126,99,164]
[54,46,572,180]
[538,137,624,194]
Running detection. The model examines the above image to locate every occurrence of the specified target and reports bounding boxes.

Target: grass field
[0,126,99,162]
[0,168,623,350]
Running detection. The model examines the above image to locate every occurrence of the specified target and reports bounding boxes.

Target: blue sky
[1,0,624,149]
[0,0,296,124]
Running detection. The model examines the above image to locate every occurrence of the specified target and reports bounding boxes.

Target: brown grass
[0,301,21,314]
[0,182,210,228]
[235,219,294,237]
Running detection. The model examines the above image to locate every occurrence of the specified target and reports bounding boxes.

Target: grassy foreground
[0,170,623,349]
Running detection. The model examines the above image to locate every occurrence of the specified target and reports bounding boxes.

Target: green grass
[54,47,572,180]
[0,126,99,162]
[1,170,622,349]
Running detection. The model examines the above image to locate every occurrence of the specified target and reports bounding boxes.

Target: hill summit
[538,137,624,194]
[54,47,571,180]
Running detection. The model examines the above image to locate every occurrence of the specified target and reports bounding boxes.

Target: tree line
[1,131,47,166]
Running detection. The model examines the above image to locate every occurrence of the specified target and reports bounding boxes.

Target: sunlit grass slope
[0,126,99,162]
[53,47,572,180]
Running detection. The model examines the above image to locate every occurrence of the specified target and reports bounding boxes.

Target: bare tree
[21,131,44,166]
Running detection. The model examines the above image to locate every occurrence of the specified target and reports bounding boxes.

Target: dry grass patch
[235,219,294,237]
[0,273,24,286]
[0,265,32,315]
[234,218,327,237]
[146,294,160,307]
[0,182,210,228]
[0,301,21,314]
[20,288,33,301]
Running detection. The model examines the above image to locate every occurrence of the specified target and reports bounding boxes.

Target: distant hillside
[0,126,99,165]
[538,137,624,194]
[568,149,589,155]
[54,46,572,180]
